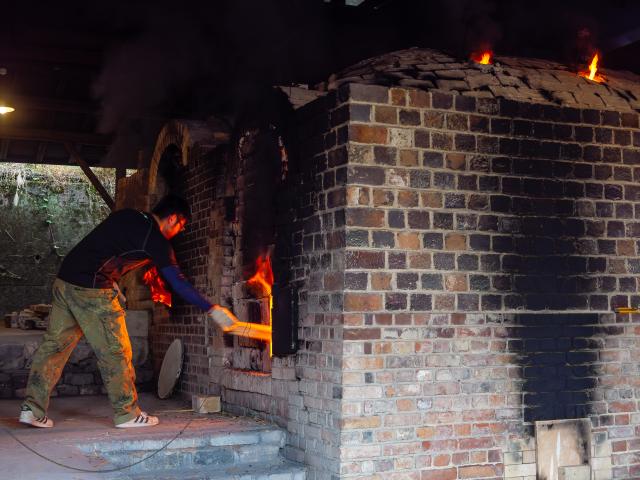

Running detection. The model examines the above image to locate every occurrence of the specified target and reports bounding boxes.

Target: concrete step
[78,423,301,477]
[113,458,306,480]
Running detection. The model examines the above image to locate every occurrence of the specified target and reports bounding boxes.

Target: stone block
[192,394,221,413]
[69,340,94,364]
[66,373,94,386]
[505,462,536,477]
[558,465,591,480]
[125,310,149,338]
[130,337,149,365]
[0,344,25,370]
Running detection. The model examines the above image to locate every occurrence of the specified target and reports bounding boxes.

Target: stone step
[78,424,290,475]
[112,458,306,480]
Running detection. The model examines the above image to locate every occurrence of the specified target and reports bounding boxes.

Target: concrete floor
[0,393,270,480]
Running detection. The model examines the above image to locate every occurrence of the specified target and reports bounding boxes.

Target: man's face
[162,214,187,239]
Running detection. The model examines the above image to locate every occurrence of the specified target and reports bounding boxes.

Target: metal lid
[157,339,183,399]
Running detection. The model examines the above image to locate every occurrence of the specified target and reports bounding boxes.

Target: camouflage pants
[22,278,141,425]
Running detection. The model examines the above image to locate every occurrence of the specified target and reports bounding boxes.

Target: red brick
[399,233,422,250]
[434,294,455,310]
[346,208,385,227]
[469,451,487,463]
[433,454,450,467]
[445,274,467,292]
[390,88,406,106]
[408,251,431,266]
[452,452,469,465]
[346,250,385,269]
[610,401,636,413]
[422,191,443,208]
[424,111,444,128]
[416,426,436,439]
[371,272,392,290]
[445,233,467,250]
[409,89,431,108]
[373,189,395,206]
[398,190,419,207]
[341,416,381,428]
[421,439,457,451]
[446,152,466,169]
[375,106,398,124]
[350,124,388,144]
[459,464,500,479]
[344,293,382,311]
[397,398,415,411]
[420,468,456,480]
[343,327,381,340]
[400,149,419,167]
[617,239,635,255]
[323,272,344,290]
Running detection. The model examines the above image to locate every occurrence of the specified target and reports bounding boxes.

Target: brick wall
[336,83,640,479]
[134,99,350,479]
[210,92,350,479]
[279,91,349,478]
[151,146,222,394]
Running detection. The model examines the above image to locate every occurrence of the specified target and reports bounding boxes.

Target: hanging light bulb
[0,66,15,114]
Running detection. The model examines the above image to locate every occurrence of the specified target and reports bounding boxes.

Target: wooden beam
[10,94,98,114]
[0,126,111,146]
[65,143,115,211]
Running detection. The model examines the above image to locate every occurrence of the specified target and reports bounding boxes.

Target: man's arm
[159,265,213,311]
[158,265,240,333]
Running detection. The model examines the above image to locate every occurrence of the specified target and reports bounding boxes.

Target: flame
[471,50,492,65]
[247,254,274,355]
[143,267,172,307]
[579,53,604,83]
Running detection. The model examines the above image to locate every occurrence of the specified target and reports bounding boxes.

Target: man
[19,194,230,429]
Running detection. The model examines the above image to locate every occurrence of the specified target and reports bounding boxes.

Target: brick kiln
[116,48,640,479]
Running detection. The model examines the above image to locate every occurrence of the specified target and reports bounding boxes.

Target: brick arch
[148,120,193,196]
[148,119,230,197]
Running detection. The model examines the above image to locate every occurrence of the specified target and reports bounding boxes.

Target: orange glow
[143,267,172,307]
[579,53,605,83]
[471,50,492,65]
[247,254,274,355]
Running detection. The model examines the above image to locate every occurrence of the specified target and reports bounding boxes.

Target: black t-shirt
[58,209,178,288]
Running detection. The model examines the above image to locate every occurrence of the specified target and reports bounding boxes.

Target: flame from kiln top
[471,51,492,65]
[579,53,604,83]
[588,53,599,80]
[143,266,172,307]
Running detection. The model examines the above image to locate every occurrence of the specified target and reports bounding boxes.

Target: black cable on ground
[1,400,206,474]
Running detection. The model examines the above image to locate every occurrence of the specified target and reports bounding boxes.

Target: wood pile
[3,304,51,330]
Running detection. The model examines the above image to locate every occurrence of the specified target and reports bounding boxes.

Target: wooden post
[64,143,115,211]
[115,167,126,204]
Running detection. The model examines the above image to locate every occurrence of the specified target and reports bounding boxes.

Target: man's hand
[208,305,238,332]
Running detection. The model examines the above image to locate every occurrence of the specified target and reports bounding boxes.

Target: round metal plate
[157,339,183,399]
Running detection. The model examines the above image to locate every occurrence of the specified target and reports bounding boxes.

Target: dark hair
[151,194,191,221]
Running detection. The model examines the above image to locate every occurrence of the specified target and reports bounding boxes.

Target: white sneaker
[115,412,159,428]
[19,407,54,428]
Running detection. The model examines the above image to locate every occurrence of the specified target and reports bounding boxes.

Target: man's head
[151,195,191,239]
